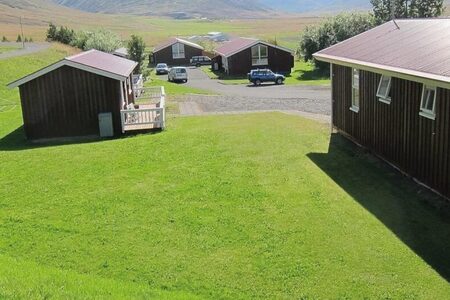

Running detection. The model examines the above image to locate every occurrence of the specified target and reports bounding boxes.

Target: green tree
[371,0,445,23]
[16,34,22,43]
[127,35,146,73]
[29,37,33,42]
[1,36,8,42]
[83,29,121,53]
[299,13,376,69]
[24,37,29,43]
[46,23,57,40]
[410,0,445,17]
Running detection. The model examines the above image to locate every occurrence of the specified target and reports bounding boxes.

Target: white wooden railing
[121,86,166,132]
[134,86,165,103]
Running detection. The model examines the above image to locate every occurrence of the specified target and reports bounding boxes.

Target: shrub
[82,29,122,53]
[299,13,376,70]
[1,36,8,42]
[16,35,22,43]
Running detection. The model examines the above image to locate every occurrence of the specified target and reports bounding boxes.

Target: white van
[168,67,188,83]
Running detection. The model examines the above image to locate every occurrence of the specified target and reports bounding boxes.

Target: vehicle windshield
[175,68,186,73]
[157,64,167,68]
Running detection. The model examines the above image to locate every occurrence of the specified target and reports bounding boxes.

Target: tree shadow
[307,133,450,282]
[0,126,162,151]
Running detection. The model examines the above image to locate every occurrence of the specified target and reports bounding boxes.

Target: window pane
[353,88,360,107]
[251,46,259,58]
[352,69,359,88]
[260,45,268,58]
[377,75,391,98]
[425,89,435,111]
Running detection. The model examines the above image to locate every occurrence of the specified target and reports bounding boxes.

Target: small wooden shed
[214,38,294,76]
[314,19,450,199]
[152,38,204,66]
[8,50,138,140]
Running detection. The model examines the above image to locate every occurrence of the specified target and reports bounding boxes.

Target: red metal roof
[314,19,450,83]
[153,37,204,53]
[67,49,137,78]
[215,37,258,57]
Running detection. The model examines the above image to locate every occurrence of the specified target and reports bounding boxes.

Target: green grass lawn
[1,45,450,299]
[201,60,330,86]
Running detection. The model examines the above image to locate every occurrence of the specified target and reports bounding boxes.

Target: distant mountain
[51,0,274,19]
[260,0,371,13]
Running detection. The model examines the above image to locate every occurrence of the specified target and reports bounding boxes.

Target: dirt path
[0,42,51,60]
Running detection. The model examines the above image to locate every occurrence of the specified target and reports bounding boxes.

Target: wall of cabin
[332,64,450,198]
[19,65,123,140]
[226,44,294,76]
[153,44,203,66]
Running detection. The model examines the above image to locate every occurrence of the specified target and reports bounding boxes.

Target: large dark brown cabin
[314,19,450,199]
[8,50,138,140]
[214,38,294,76]
[152,38,204,66]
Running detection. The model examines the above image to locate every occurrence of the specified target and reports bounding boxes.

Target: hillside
[52,0,274,19]
[260,0,371,13]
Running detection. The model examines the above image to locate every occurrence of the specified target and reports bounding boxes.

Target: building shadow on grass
[0,126,162,151]
[307,133,450,282]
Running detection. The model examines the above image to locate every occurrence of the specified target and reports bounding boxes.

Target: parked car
[248,69,285,85]
[190,56,212,67]
[168,67,188,83]
[155,63,169,75]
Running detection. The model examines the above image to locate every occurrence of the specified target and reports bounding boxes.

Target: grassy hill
[0,0,319,49]
[53,0,274,19]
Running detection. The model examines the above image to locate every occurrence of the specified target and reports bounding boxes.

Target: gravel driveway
[157,66,332,118]
[0,42,50,60]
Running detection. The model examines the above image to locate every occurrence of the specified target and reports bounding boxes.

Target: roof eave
[216,40,294,58]
[314,53,450,89]
[7,59,134,89]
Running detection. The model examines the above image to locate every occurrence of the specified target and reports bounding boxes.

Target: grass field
[1,45,450,299]
[201,61,330,86]
[0,1,320,49]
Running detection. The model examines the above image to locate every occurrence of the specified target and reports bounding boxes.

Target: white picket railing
[121,86,166,132]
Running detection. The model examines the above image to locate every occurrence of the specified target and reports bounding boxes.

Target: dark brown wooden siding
[19,65,123,140]
[332,64,450,198]
[153,44,203,66]
[226,44,294,76]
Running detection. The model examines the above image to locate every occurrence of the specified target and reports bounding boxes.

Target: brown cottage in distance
[152,37,204,66]
[7,50,138,140]
[314,19,450,199]
[214,37,294,76]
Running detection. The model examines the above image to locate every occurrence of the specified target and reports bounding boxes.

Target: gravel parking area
[176,94,331,116]
[158,67,332,118]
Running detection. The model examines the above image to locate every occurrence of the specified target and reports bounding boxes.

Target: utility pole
[19,16,25,48]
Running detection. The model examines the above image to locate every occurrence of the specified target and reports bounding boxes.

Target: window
[172,43,185,59]
[350,68,360,113]
[419,85,437,120]
[377,75,392,104]
[251,45,268,66]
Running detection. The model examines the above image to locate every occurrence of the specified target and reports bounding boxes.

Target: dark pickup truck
[248,69,285,86]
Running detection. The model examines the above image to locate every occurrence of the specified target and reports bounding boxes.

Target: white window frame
[419,84,437,120]
[172,43,185,59]
[350,68,360,113]
[377,75,392,104]
[251,44,268,66]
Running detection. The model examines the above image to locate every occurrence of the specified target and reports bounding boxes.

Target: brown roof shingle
[314,19,450,83]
